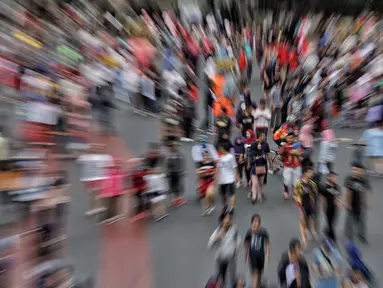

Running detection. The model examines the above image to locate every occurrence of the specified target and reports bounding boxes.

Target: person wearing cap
[343,162,371,243]
[312,238,343,288]
[318,171,340,242]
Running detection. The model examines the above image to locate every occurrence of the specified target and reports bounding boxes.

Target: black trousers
[184,117,193,139]
[346,211,365,241]
[237,162,244,180]
[325,206,338,242]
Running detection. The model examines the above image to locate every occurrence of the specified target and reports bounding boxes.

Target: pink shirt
[299,124,313,148]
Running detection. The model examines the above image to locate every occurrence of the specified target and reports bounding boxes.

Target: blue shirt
[313,247,343,288]
[360,129,383,156]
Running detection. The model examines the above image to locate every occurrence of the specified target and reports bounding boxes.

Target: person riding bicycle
[273,115,299,147]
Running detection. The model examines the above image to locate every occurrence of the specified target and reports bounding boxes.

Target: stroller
[345,242,377,287]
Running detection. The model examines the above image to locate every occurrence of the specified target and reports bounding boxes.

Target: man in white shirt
[252,98,271,137]
[217,142,240,212]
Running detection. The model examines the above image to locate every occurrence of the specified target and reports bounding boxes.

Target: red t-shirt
[279,145,302,168]
[278,44,289,66]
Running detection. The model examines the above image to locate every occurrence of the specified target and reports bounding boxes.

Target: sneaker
[176,198,187,207]
[207,206,215,215]
[268,169,274,174]
[236,182,241,188]
[180,137,188,142]
[168,200,178,207]
[202,208,210,216]
[130,212,149,223]
[155,213,169,221]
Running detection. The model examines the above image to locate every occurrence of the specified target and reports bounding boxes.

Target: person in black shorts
[217,142,240,212]
[244,214,270,288]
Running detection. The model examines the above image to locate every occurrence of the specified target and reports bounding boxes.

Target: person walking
[208,210,241,286]
[244,214,270,288]
[278,238,311,288]
[234,137,245,187]
[249,142,267,204]
[270,79,283,131]
[167,142,187,207]
[343,163,371,243]
[319,171,341,243]
[312,238,343,288]
[318,124,337,175]
[293,166,319,249]
[252,99,271,137]
[217,142,241,212]
[244,130,257,188]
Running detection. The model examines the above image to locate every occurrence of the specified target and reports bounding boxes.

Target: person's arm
[232,155,241,183]
[264,71,269,85]
[264,109,271,120]
[265,232,270,265]
[293,182,300,203]
[244,240,250,264]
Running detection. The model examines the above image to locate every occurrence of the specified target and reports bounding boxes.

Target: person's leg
[283,168,292,199]
[345,212,354,241]
[299,212,308,249]
[326,207,337,242]
[276,108,281,128]
[252,271,259,288]
[270,109,275,130]
[220,185,227,206]
[237,162,244,183]
[250,174,257,201]
[228,256,237,286]
[228,183,236,211]
[245,161,251,185]
[357,212,366,241]
[293,167,302,187]
[217,260,229,284]
[310,214,318,239]
[257,175,265,199]
[205,184,216,210]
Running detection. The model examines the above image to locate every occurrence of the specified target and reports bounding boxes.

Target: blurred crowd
[0,0,382,287]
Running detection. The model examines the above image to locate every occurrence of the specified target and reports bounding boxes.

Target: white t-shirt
[163,70,185,97]
[218,153,237,185]
[77,154,113,182]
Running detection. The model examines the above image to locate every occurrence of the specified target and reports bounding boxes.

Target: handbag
[255,165,266,175]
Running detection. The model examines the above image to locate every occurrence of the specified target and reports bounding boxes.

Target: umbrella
[129,38,156,67]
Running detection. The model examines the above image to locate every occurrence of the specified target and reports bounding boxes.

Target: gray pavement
[43,66,382,286]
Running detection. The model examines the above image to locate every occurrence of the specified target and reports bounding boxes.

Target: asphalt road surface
[61,67,382,287]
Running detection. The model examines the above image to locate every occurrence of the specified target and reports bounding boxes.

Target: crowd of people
[189,11,382,288]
